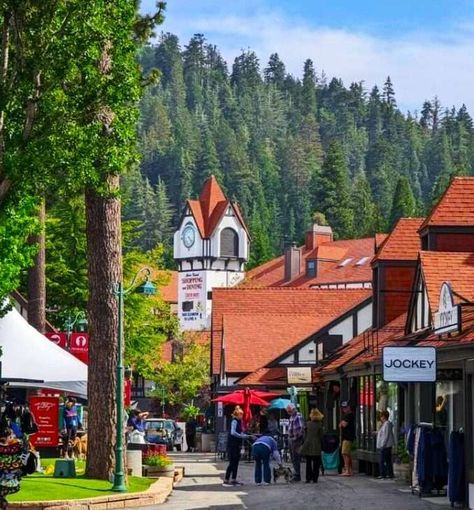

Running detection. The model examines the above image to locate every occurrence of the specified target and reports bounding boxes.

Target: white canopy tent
[0,307,88,397]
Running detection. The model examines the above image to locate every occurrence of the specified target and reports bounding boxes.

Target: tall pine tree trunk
[85,174,122,480]
[27,200,46,332]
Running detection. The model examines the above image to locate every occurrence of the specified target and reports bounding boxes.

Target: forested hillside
[125,33,474,267]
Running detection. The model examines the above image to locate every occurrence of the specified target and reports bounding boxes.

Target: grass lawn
[8,459,154,502]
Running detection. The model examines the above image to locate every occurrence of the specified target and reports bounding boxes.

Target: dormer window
[306,259,316,278]
[220,228,239,257]
[356,256,370,266]
[337,258,353,267]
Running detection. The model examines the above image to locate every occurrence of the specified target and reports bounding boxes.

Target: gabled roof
[245,238,375,288]
[372,218,424,262]
[419,251,474,311]
[185,176,248,238]
[211,287,371,375]
[321,313,406,375]
[420,177,474,230]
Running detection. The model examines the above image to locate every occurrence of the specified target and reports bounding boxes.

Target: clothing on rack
[448,431,465,505]
[414,424,447,495]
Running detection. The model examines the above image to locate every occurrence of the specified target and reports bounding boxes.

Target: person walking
[339,401,355,476]
[252,432,282,485]
[223,406,250,487]
[286,403,304,482]
[185,416,198,452]
[376,410,395,479]
[300,408,324,483]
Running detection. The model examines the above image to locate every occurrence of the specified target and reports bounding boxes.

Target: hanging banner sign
[70,333,89,364]
[44,332,67,349]
[287,367,312,384]
[433,282,460,334]
[383,347,437,382]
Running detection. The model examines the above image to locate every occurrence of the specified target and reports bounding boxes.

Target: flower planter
[393,463,410,483]
[143,463,175,478]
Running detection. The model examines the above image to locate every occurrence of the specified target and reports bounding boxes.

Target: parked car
[144,419,183,451]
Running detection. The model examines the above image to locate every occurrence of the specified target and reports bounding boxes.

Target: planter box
[393,463,410,483]
[143,464,175,478]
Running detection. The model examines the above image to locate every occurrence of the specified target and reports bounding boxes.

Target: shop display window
[435,380,463,436]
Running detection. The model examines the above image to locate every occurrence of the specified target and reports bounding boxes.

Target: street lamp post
[111,267,156,493]
[65,312,88,350]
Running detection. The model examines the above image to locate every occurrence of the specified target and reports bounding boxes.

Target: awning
[0,307,88,397]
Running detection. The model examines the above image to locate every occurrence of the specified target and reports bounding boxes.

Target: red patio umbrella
[213,388,277,431]
[212,388,277,406]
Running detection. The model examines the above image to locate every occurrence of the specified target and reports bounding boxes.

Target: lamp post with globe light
[112,267,156,493]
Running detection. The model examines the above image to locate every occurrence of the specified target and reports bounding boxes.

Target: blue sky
[141,0,474,112]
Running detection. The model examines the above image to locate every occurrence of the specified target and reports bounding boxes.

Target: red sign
[70,333,89,364]
[29,396,60,448]
[45,332,67,349]
[124,379,132,407]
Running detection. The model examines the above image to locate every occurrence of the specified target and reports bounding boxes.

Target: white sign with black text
[433,282,459,334]
[383,347,437,382]
[287,367,312,384]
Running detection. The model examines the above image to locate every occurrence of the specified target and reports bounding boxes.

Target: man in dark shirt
[339,401,355,476]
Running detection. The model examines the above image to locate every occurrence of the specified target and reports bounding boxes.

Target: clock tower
[174,176,249,330]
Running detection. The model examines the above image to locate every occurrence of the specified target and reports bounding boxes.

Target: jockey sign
[383,347,437,382]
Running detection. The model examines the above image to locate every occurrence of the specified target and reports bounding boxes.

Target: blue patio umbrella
[268,398,292,410]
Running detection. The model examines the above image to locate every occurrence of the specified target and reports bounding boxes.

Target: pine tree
[317,141,354,239]
[390,176,417,227]
[264,53,286,89]
[352,170,376,237]
[301,59,317,117]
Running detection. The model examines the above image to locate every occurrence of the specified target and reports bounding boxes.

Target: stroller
[321,432,340,473]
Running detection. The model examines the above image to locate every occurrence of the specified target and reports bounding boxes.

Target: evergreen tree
[317,141,354,239]
[390,176,417,227]
[301,59,317,117]
[352,170,377,237]
[264,53,286,88]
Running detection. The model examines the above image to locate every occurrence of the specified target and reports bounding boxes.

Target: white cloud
[158,7,474,113]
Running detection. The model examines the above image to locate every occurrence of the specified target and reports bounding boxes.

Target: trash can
[201,433,211,452]
[126,449,142,477]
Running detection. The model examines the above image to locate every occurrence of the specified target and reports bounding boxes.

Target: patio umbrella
[212,389,277,406]
[268,398,292,410]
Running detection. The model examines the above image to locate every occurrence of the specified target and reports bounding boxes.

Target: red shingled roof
[420,251,474,311]
[186,176,248,238]
[372,218,424,262]
[320,314,406,375]
[420,177,474,230]
[158,271,178,303]
[245,238,375,288]
[237,367,288,386]
[211,287,371,375]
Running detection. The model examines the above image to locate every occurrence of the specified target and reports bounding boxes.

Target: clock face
[182,224,196,248]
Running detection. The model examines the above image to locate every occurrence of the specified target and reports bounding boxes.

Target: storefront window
[358,375,376,450]
[435,380,463,437]
[375,378,398,436]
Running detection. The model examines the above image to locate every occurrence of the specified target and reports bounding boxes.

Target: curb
[9,468,185,510]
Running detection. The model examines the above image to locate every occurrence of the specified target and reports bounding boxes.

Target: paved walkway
[141,453,453,510]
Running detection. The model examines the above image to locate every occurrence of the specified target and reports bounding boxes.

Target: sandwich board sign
[433,282,460,334]
[383,347,436,382]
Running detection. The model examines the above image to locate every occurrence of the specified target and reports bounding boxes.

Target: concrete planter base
[393,463,410,483]
[143,464,175,478]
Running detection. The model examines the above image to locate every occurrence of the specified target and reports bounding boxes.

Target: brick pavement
[140,453,453,510]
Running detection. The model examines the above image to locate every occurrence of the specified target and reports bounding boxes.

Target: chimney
[284,243,302,282]
[305,223,333,251]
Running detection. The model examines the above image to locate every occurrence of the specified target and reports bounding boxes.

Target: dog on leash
[72,434,87,460]
[273,464,293,483]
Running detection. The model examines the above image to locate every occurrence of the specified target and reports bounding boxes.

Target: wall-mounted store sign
[383,347,437,382]
[287,366,312,384]
[433,282,460,334]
